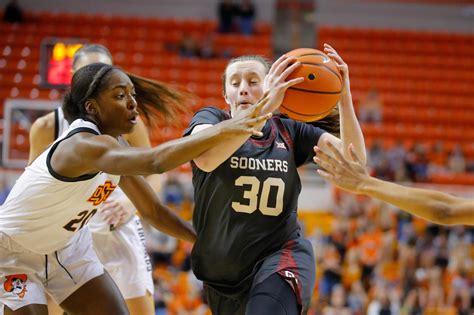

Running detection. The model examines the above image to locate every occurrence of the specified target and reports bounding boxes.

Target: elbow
[431,203,456,225]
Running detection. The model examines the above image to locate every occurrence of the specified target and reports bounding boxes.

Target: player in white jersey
[28,44,159,315]
[0,62,271,315]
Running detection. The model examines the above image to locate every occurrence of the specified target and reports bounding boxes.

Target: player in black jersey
[184,43,367,314]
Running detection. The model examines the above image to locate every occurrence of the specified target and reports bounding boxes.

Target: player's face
[73,52,112,73]
[94,70,138,137]
[224,60,266,116]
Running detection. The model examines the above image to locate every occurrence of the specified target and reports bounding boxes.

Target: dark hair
[63,63,191,127]
[72,44,113,71]
[222,55,271,96]
[222,55,340,135]
[126,71,192,127]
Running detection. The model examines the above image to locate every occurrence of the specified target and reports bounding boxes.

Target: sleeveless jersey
[184,107,325,293]
[54,107,128,234]
[0,119,120,255]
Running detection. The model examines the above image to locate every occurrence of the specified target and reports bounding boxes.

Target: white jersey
[0,119,120,255]
[53,108,154,298]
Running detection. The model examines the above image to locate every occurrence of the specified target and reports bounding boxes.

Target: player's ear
[223,92,231,106]
[85,99,98,115]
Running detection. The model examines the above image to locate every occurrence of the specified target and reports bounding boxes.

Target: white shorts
[90,215,154,299]
[0,228,104,312]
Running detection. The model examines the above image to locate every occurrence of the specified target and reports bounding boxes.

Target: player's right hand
[220,94,272,137]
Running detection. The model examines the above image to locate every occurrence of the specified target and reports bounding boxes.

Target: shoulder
[31,111,56,134]
[194,106,229,120]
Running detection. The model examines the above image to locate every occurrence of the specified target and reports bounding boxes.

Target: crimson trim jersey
[184,107,325,311]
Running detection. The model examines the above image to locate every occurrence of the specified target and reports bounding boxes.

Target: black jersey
[184,107,325,296]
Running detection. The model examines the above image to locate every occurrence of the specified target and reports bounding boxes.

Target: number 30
[231,176,285,216]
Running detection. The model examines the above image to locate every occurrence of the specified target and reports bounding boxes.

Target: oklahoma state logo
[87,180,117,206]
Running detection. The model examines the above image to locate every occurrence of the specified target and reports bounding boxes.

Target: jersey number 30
[232,176,284,216]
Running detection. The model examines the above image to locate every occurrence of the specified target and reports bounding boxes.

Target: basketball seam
[280,103,336,117]
[288,86,341,94]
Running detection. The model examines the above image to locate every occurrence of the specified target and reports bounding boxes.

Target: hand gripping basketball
[262,55,304,115]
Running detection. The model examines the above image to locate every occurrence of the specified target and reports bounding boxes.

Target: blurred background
[0,0,473,314]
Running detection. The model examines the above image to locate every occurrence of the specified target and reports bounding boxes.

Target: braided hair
[62,63,114,122]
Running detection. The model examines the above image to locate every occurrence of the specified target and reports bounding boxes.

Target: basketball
[280,48,343,122]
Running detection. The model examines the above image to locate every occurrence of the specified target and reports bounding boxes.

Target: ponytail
[127,72,193,127]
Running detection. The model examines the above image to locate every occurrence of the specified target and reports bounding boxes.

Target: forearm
[361,176,468,225]
[151,123,230,173]
[193,134,251,172]
[142,202,196,243]
[338,86,367,164]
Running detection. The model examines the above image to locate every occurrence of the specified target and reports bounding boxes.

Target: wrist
[359,175,378,195]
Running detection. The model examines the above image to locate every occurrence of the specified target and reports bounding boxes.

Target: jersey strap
[47,127,100,182]
[54,108,60,140]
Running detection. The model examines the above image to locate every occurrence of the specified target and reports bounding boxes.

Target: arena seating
[1,12,473,181]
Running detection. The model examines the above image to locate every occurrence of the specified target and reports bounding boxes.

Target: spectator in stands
[217,0,237,33]
[323,284,351,315]
[358,88,383,124]
[3,0,23,24]
[319,243,343,300]
[368,140,385,170]
[386,141,408,181]
[346,281,367,315]
[447,144,466,173]
[427,141,448,175]
[367,283,400,315]
[199,35,217,59]
[178,35,200,58]
[237,0,256,35]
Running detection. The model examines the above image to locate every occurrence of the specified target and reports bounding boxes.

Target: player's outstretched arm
[319,43,366,165]
[51,97,272,177]
[119,175,196,243]
[314,141,474,226]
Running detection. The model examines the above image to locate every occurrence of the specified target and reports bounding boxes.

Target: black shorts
[205,273,299,315]
[204,237,315,315]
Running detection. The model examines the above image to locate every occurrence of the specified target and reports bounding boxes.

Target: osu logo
[87,180,117,206]
[4,274,28,299]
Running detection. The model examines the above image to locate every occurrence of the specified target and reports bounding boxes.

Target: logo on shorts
[4,274,28,299]
[87,180,117,206]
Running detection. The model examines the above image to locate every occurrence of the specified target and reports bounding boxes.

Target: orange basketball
[280,48,342,122]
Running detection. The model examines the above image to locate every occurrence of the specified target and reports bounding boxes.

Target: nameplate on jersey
[230,157,288,173]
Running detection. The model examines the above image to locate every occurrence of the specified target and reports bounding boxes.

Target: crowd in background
[145,171,473,315]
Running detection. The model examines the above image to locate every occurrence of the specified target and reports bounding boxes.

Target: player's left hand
[100,197,136,229]
[323,43,350,95]
[263,54,304,114]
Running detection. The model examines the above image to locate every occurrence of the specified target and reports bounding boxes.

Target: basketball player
[0,63,271,315]
[314,141,474,226]
[28,44,161,315]
[184,43,366,314]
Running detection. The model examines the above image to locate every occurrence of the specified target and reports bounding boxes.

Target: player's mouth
[128,115,138,125]
[238,101,253,109]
